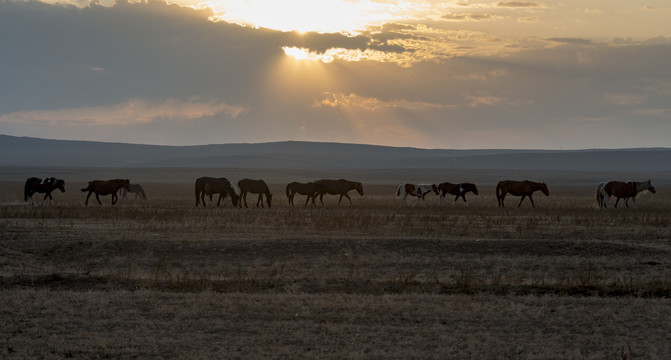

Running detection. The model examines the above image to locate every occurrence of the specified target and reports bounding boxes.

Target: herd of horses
[22,176,656,209]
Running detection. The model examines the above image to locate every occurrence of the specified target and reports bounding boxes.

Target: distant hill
[2,134,671,172]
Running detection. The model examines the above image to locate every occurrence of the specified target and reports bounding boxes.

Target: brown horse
[81,179,130,205]
[314,179,364,206]
[203,178,240,207]
[438,182,478,206]
[286,182,319,206]
[238,179,272,208]
[195,177,238,207]
[24,177,66,205]
[496,180,549,208]
[599,180,655,208]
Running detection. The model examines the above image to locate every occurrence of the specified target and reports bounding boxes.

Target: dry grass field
[2,175,671,359]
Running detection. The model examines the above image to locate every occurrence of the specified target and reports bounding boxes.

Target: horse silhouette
[238,179,272,208]
[286,182,319,206]
[496,180,549,208]
[81,179,130,205]
[313,179,364,206]
[24,177,66,205]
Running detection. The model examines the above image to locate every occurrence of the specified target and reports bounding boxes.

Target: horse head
[123,179,131,191]
[467,183,478,195]
[647,180,656,194]
[267,193,273,208]
[55,179,66,193]
[355,182,364,196]
[540,183,550,196]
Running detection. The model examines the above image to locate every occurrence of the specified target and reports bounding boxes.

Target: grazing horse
[313,179,364,206]
[286,182,319,206]
[496,180,549,208]
[201,178,239,207]
[396,183,438,207]
[438,182,479,206]
[24,177,66,205]
[81,179,130,205]
[599,180,656,208]
[238,179,273,208]
[121,183,147,200]
[195,177,238,207]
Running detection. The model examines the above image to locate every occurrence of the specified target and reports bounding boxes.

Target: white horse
[396,183,438,207]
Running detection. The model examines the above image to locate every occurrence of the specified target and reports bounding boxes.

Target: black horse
[314,179,364,206]
[203,178,239,207]
[238,179,272,208]
[81,179,131,205]
[24,177,66,205]
[438,182,479,206]
[195,177,238,207]
[286,181,319,206]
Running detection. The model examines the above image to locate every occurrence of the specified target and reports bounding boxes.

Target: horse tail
[23,179,31,201]
[595,183,603,208]
[495,182,502,206]
[286,183,291,197]
[396,185,402,197]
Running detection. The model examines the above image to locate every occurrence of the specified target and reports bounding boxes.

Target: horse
[438,182,479,206]
[286,182,319,206]
[396,183,438,207]
[238,179,272,208]
[496,180,549,208]
[195,177,238,207]
[24,177,66,205]
[313,179,364,206]
[121,183,147,200]
[80,179,130,205]
[201,178,239,207]
[599,180,656,208]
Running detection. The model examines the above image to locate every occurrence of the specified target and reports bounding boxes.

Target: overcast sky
[1,0,670,149]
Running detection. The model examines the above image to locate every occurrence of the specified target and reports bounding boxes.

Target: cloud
[315,93,455,111]
[441,13,505,22]
[603,94,647,106]
[496,1,542,8]
[0,98,245,126]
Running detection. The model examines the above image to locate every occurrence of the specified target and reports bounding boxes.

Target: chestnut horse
[496,180,549,208]
[598,180,655,208]
[24,177,66,205]
[314,179,364,206]
[238,179,272,208]
[286,181,319,206]
[438,182,479,206]
[81,179,130,205]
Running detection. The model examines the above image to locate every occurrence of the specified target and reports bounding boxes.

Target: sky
[1,0,670,149]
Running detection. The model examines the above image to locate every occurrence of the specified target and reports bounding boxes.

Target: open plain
[1,171,671,359]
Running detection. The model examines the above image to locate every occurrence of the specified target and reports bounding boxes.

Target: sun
[206,0,401,34]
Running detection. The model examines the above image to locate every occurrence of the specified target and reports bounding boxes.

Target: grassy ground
[1,179,670,358]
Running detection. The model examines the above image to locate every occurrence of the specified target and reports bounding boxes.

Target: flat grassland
[1,178,671,359]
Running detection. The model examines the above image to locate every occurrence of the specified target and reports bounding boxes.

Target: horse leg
[341,193,352,206]
[257,194,263,208]
[95,193,103,205]
[42,193,50,205]
[112,192,118,205]
[452,195,459,206]
[528,195,536,208]
[615,198,621,208]
[85,191,93,205]
[518,195,526,207]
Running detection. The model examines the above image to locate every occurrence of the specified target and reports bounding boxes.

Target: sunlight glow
[206,0,417,33]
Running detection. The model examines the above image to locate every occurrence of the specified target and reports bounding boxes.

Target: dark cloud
[546,37,593,45]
